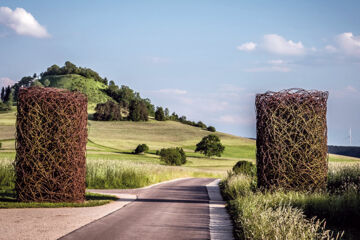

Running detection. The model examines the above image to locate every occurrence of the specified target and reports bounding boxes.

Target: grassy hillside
[41,74,112,104]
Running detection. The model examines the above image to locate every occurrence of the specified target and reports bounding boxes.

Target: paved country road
[61,178,228,240]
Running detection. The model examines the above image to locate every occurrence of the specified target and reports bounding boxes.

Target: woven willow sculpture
[256,88,328,191]
[15,87,88,202]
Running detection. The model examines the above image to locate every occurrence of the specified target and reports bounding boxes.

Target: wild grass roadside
[220,162,360,240]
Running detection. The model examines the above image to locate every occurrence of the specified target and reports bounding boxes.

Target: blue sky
[1,1,360,145]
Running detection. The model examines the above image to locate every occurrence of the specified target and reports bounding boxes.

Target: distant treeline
[328,145,360,158]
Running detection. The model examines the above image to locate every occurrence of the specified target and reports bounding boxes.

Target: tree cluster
[93,101,123,121]
[158,147,186,166]
[104,82,154,118]
[195,134,225,157]
[166,112,216,132]
[0,86,13,111]
[41,61,107,84]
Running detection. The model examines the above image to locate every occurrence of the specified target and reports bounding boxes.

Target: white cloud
[325,45,337,53]
[336,32,360,57]
[0,7,50,38]
[237,42,257,51]
[0,77,16,88]
[156,89,187,95]
[262,34,305,56]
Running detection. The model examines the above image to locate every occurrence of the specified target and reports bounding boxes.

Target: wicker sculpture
[256,88,328,191]
[15,87,88,202]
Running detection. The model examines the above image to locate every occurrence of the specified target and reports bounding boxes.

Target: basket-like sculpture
[256,88,328,191]
[15,87,88,202]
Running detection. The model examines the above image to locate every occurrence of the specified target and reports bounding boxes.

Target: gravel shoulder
[0,193,136,240]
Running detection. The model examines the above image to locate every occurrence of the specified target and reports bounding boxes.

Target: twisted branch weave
[256,88,328,191]
[15,87,88,202]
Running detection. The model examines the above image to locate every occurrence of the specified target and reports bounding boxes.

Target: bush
[159,147,186,166]
[207,126,216,132]
[0,142,2,149]
[233,161,256,176]
[134,144,149,154]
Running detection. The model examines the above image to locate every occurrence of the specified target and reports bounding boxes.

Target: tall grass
[0,157,220,190]
[86,159,218,188]
[221,171,346,240]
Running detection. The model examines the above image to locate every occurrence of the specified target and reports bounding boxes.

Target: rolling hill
[40,74,112,105]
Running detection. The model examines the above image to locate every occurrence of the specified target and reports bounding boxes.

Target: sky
[0,1,359,146]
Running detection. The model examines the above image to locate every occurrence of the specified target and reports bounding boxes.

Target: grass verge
[0,189,117,208]
[220,163,360,240]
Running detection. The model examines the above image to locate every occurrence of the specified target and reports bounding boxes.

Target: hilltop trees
[41,61,106,84]
[195,134,225,157]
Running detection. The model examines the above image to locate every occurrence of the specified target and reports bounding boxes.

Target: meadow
[1,109,359,212]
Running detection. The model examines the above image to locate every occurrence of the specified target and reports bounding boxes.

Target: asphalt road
[61,178,216,240]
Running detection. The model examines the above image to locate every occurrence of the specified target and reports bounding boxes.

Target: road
[61,178,219,240]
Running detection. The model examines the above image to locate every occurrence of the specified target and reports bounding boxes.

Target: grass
[0,189,117,208]
[41,74,111,104]
[221,162,360,240]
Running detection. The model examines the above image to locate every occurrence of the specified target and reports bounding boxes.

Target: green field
[1,110,359,190]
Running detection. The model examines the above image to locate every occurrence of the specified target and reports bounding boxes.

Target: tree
[207,126,216,132]
[196,121,207,129]
[1,87,4,102]
[128,100,148,121]
[195,134,225,157]
[134,144,149,154]
[155,107,165,121]
[93,101,122,121]
[164,108,169,119]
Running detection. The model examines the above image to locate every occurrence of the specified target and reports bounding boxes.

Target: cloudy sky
[1,1,359,145]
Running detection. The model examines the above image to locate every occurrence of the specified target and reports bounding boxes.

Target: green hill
[41,74,112,104]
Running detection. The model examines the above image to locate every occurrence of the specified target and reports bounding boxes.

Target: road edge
[206,179,234,240]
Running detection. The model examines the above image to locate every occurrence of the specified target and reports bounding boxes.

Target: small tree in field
[195,134,225,157]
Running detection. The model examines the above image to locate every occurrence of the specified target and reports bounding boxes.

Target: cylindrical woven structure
[15,87,88,202]
[255,88,328,191]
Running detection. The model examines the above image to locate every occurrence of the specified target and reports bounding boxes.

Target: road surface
[61,178,223,240]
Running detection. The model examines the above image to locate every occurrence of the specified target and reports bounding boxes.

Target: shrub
[196,121,207,129]
[207,126,216,132]
[256,89,328,191]
[0,142,2,149]
[134,144,149,154]
[93,101,122,121]
[233,161,256,176]
[159,147,186,166]
[195,134,225,157]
